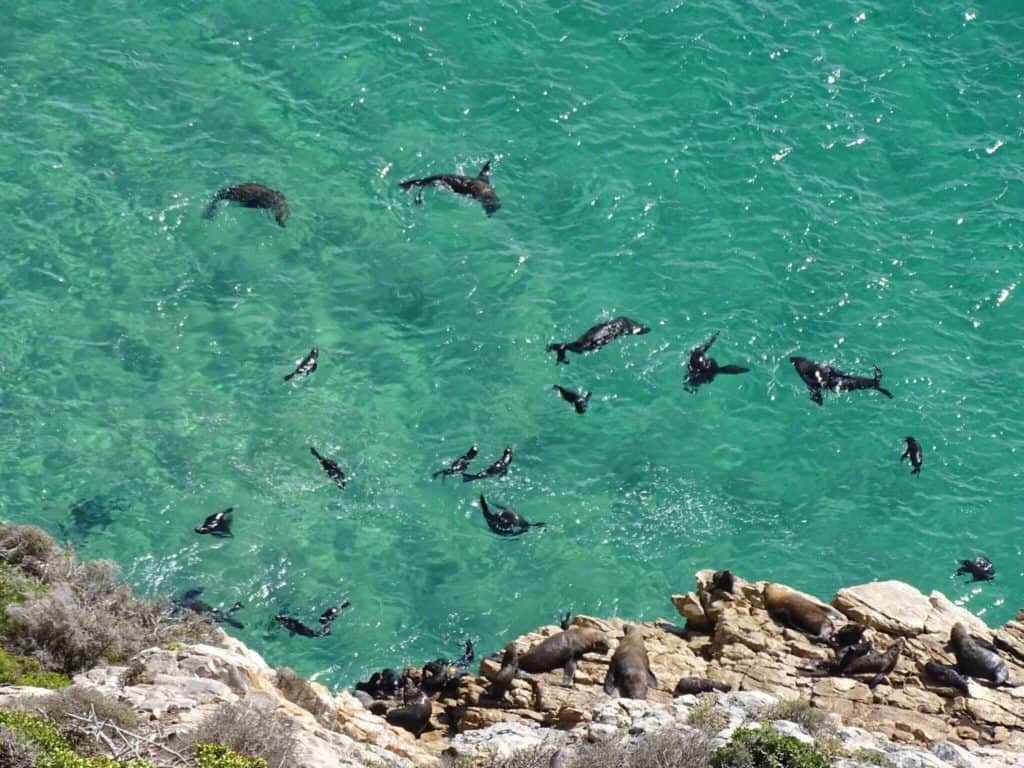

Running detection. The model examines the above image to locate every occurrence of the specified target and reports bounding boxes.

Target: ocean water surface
[1,0,1022,687]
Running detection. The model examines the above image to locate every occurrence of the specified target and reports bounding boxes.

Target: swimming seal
[319,599,352,625]
[684,332,749,392]
[454,639,475,671]
[433,444,478,479]
[518,626,611,685]
[203,183,289,228]
[924,660,971,696]
[274,614,330,638]
[310,446,347,488]
[399,160,500,216]
[285,347,318,381]
[171,588,245,629]
[900,437,923,475]
[789,356,893,405]
[385,680,432,737]
[552,385,591,414]
[673,677,731,696]
[479,494,545,537]
[950,623,1009,685]
[195,508,233,537]
[548,317,650,364]
[603,625,658,700]
[956,556,994,582]
[763,583,834,642]
[462,446,513,482]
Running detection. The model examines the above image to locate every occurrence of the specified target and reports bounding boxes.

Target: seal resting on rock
[837,640,903,688]
[518,625,611,685]
[203,183,289,227]
[385,680,432,737]
[603,624,657,700]
[950,623,1009,686]
[763,583,834,642]
[924,660,971,696]
[673,677,731,696]
[547,317,650,364]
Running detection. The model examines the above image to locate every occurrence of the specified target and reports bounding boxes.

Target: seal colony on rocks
[202,182,290,227]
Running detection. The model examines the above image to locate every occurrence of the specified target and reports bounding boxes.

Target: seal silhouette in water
[310,447,347,488]
[284,347,318,381]
[684,332,749,392]
[900,437,923,475]
[318,599,352,625]
[462,446,513,482]
[603,625,657,700]
[789,356,894,405]
[195,507,232,537]
[203,183,289,228]
[274,615,329,638]
[479,495,544,537]
[433,444,478,479]
[950,623,1009,685]
[552,385,591,414]
[956,556,995,582]
[548,317,650,364]
[399,160,500,215]
[171,588,245,630]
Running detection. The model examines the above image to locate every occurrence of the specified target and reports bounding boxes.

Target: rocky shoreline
[2,567,1022,767]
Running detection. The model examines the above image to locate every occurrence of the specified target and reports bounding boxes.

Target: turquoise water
[2,1,1022,688]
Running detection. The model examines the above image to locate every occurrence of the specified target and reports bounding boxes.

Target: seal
[433,444,478,479]
[274,614,330,638]
[399,160,500,216]
[203,183,289,228]
[319,599,352,625]
[552,385,591,414]
[684,332,749,393]
[789,356,894,405]
[900,437,923,475]
[355,668,401,700]
[836,640,903,687]
[548,317,650,364]
[454,639,475,671]
[603,625,657,700]
[832,623,868,649]
[486,643,520,703]
[171,587,245,630]
[673,677,732,696]
[310,447,347,488]
[710,569,735,594]
[518,626,611,685]
[763,583,834,642]
[194,507,233,537]
[924,660,971,696]
[478,494,545,537]
[950,623,1009,685]
[956,556,994,582]
[285,347,318,381]
[385,680,432,738]
[462,446,513,482]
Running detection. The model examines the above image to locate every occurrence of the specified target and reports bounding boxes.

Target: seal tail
[872,367,894,398]
[547,343,569,364]
[202,198,221,220]
[529,522,546,529]
[284,370,297,381]
[717,365,749,375]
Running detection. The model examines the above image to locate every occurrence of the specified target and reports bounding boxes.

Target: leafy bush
[762,699,832,738]
[183,701,297,768]
[1,534,214,674]
[0,723,40,768]
[0,645,72,688]
[687,694,728,734]
[194,743,268,768]
[0,709,153,768]
[711,724,831,768]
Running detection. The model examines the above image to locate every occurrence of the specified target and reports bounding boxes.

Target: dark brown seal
[518,626,610,685]
[384,680,432,737]
[950,623,1009,685]
[836,640,903,688]
[603,625,658,700]
[203,182,290,227]
[763,583,834,642]
[673,676,731,696]
[924,660,971,696]
[486,643,520,703]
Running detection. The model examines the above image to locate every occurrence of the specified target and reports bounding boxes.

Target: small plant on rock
[687,694,728,734]
[711,724,831,768]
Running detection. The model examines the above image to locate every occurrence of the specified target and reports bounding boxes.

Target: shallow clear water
[1,1,1022,688]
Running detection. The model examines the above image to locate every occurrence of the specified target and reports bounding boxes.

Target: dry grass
[19,684,139,756]
[182,700,298,768]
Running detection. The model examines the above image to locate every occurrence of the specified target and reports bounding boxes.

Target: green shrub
[0,709,153,768]
[194,743,268,768]
[711,724,831,768]
[0,645,72,688]
[0,723,39,768]
[761,699,832,738]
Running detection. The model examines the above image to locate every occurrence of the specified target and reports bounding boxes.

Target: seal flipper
[477,160,492,182]
[562,658,577,686]
[602,665,616,695]
[647,669,658,688]
[717,365,749,375]
[547,343,569,364]
[873,366,894,398]
[810,388,824,406]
